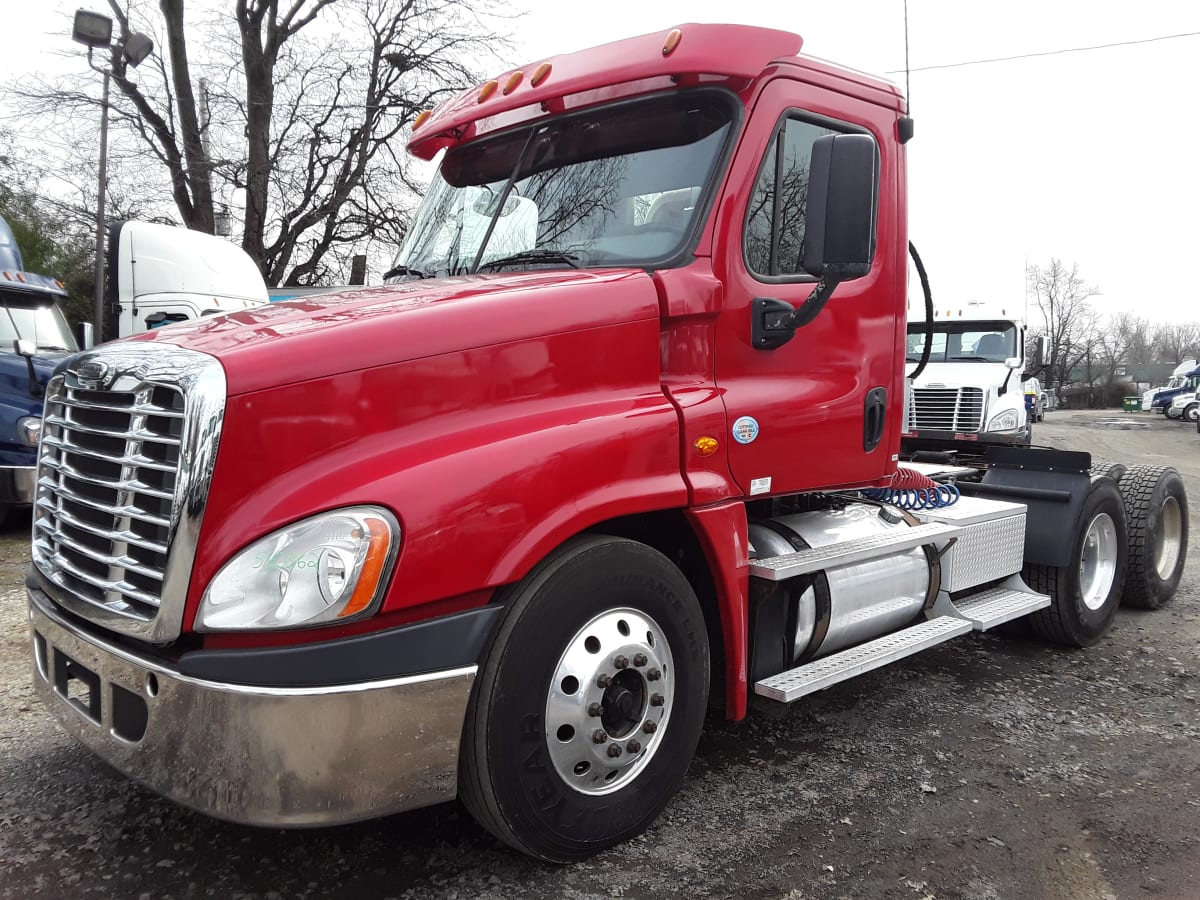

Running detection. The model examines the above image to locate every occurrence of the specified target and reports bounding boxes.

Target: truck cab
[0,263,78,524]
[105,220,269,338]
[903,305,1032,451]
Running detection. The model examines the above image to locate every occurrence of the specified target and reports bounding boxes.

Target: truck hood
[134,268,658,395]
[910,361,1014,391]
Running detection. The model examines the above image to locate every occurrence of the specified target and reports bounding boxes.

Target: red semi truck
[27,24,1188,862]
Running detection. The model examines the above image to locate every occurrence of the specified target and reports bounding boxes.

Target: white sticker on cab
[749,477,772,495]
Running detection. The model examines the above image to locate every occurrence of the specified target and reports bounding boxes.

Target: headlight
[198,506,399,632]
[17,416,41,447]
[987,409,1020,432]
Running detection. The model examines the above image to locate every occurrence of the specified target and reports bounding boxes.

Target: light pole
[72,10,153,342]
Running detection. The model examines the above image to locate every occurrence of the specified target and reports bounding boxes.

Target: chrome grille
[31,345,226,643]
[911,387,984,433]
[35,384,183,620]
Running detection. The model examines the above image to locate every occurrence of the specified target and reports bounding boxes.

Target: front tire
[1024,478,1128,647]
[459,535,710,862]
[1119,466,1188,609]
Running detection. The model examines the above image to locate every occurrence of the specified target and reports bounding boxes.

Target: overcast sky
[4,0,1198,323]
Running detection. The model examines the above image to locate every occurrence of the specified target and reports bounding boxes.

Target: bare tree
[7,0,504,286]
[1151,322,1200,366]
[1119,315,1154,367]
[1026,258,1101,396]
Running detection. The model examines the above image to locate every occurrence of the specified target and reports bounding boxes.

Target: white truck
[104,220,269,341]
[904,300,1039,456]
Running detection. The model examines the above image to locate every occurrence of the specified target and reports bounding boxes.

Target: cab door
[710,77,905,496]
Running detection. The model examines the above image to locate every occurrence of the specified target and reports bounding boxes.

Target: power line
[886,29,1200,74]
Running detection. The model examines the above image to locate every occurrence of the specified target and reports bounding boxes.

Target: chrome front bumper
[28,591,476,827]
[0,465,36,504]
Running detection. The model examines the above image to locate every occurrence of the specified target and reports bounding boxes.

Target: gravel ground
[2,408,1198,899]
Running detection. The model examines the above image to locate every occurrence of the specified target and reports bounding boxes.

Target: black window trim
[741,108,877,286]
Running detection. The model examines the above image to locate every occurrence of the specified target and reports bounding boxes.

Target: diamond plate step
[749,521,962,582]
[753,616,974,702]
[953,586,1050,630]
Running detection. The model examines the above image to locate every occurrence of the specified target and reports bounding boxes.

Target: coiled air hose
[860,466,960,510]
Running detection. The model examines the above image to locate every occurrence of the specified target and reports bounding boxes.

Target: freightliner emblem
[76,360,110,389]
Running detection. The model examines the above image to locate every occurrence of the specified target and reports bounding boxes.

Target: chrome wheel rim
[1155,496,1183,580]
[1079,512,1118,611]
[545,608,674,796]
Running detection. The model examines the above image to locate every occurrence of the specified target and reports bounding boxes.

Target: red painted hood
[134,269,660,395]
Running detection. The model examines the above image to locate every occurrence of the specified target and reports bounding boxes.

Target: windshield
[906,319,1017,363]
[390,91,735,278]
[0,292,78,353]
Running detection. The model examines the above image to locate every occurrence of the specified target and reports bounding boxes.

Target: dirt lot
[1,408,1198,899]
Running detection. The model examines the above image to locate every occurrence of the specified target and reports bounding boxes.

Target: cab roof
[406,23,903,161]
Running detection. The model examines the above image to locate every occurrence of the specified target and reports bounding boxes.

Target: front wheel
[459,535,710,862]
[1165,405,1182,419]
[1024,478,1128,647]
[1186,404,1200,423]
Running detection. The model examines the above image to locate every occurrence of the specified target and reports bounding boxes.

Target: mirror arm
[785,274,841,330]
[998,367,1013,397]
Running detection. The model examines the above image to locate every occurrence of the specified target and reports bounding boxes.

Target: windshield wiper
[479,250,582,272]
[37,344,73,352]
[382,264,428,280]
[949,355,994,362]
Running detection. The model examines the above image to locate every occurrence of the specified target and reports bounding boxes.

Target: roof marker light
[478,80,499,103]
[662,28,683,56]
[531,62,552,87]
[503,71,524,95]
[412,109,432,130]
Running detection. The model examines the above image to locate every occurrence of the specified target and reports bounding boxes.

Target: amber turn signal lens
[412,109,432,130]
[503,71,524,94]
[694,436,719,457]
[339,516,393,619]
[662,28,682,56]
[531,62,552,86]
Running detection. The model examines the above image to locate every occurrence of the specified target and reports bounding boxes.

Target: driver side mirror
[1005,356,1022,370]
[802,133,879,280]
[13,339,35,358]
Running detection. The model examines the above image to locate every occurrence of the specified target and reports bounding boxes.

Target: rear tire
[459,535,709,862]
[1119,466,1187,609]
[1024,478,1127,647]
[1088,458,1127,482]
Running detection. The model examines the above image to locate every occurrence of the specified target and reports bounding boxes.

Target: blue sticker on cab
[732,416,760,444]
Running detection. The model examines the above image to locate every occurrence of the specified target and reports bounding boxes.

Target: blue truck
[0,216,79,525]
[1142,359,1200,415]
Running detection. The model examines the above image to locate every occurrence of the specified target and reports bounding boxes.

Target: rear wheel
[1119,466,1187,609]
[1024,478,1127,647]
[459,535,709,862]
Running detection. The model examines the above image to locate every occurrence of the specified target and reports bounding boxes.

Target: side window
[744,117,840,278]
